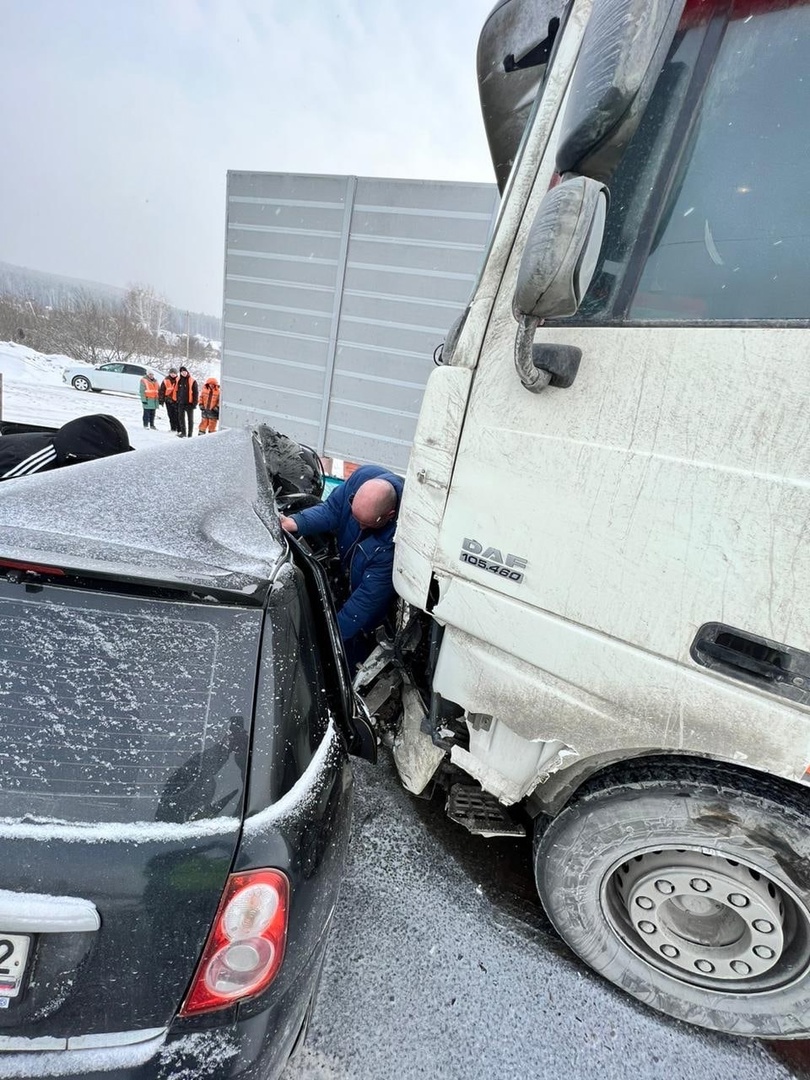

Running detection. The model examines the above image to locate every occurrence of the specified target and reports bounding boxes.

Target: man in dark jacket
[280,464,403,671]
[175,366,198,439]
[0,415,132,481]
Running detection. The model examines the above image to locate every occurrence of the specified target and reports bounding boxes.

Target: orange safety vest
[161,376,178,402]
[141,377,159,400]
[200,381,220,412]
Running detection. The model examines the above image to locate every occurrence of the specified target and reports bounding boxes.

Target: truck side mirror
[512,175,607,392]
[556,0,686,183]
[514,176,607,321]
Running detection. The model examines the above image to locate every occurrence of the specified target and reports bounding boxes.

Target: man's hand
[280,516,298,534]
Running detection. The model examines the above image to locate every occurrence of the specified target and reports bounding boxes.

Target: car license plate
[0,934,31,999]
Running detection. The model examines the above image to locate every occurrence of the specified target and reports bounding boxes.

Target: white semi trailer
[363,0,810,1038]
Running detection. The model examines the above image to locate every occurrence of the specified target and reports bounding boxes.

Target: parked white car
[63,362,165,396]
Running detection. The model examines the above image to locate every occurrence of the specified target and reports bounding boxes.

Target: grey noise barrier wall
[221,171,499,474]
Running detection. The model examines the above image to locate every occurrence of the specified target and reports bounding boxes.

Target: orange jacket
[140,376,159,401]
[200,379,220,414]
[159,375,178,403]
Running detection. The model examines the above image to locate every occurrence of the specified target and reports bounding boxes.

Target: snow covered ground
[0,341,191,448]
[284,758,792,1080]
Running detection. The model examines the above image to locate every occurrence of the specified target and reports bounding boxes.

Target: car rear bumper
[0,930,328,1080]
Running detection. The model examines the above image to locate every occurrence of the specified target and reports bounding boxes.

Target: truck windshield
[575,1,810,323]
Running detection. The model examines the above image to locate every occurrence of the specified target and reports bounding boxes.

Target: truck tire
[534,764,810,1037]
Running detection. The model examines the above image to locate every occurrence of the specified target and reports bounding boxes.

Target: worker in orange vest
[139,372,160,430]
[198,377,221,434]
[159,368,179,432]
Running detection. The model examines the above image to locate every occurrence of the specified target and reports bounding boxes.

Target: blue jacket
[291,465,403,644]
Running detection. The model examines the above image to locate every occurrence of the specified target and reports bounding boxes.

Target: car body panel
[0,583,259,1035]
[0,428,357,1078]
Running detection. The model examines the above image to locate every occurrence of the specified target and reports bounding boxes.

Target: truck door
[432,0,810,774]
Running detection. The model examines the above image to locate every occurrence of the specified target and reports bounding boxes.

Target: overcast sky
[0,0,497,314]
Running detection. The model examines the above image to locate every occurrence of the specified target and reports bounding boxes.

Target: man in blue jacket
[280,464,403,671]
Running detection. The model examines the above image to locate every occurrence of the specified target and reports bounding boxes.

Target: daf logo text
[459,538,527,584]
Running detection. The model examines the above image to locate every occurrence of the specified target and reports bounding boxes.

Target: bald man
[281,464,403,671]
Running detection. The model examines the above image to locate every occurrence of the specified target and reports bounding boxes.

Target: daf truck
[358,0,810,1039]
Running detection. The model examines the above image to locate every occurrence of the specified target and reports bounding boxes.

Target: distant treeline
[0,285,220,370]
[0,262,221,342]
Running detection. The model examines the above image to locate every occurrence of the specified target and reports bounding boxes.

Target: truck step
[445,784,526,838]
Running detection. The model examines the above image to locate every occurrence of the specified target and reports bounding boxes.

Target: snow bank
[0,343,181,449]
[0,342,79,386]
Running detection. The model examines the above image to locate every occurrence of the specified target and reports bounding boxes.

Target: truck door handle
[694,638,796,681]
[691,623,810,703]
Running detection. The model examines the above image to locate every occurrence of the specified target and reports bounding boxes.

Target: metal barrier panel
[222,171,498,472]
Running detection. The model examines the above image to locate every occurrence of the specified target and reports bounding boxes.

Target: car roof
[0,429,285,596]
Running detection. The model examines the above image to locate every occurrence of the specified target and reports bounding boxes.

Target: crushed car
[0,427,373,1079]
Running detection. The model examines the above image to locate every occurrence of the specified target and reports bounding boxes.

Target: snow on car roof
[0,428,285,594]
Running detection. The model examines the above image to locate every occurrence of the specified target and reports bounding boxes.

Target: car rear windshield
[0,581,262,825]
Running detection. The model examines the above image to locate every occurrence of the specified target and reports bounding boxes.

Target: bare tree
[0,296,29,343]
[0,281,219,374]
[125,284,171,342]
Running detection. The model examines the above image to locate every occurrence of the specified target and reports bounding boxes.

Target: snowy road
[285,757,793,1080]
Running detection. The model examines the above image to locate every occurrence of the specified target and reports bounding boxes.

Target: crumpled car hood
[0,428,286,593]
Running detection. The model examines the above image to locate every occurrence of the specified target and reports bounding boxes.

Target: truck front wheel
[535,765,810,1037]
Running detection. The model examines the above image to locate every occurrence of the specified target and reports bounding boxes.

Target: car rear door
[123,364,148,395]
[287,536,376,761]
[0,578,260,1041]
[94,363,125,392]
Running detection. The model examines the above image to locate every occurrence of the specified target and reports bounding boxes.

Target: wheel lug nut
[660,944,679,959]
[731,961,751,975]
[655,880,675,895]
[638,921,656,935]
[753,919,774,934]
[727,893,749,907]
[635,896,654,911]
[695,959,715,973]
[690,878,711,893]
[753,945,775,960]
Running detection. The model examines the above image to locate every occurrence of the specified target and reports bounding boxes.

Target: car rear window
[0,582,262,824]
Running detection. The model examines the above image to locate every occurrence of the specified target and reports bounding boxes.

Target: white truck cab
[382,0,810,1038]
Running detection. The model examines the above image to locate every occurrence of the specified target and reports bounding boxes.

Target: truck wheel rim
[603,848,810,993]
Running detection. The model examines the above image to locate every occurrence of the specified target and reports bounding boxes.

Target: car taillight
[0,559,64,576]
[180,869,290,1016]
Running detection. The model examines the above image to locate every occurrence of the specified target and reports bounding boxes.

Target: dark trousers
[165,401,179,432]
[142,407,156,428]
[178,405,195,437]
[344,631,375,675]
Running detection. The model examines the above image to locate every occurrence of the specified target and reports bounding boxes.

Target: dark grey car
[0,429,373,1078]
